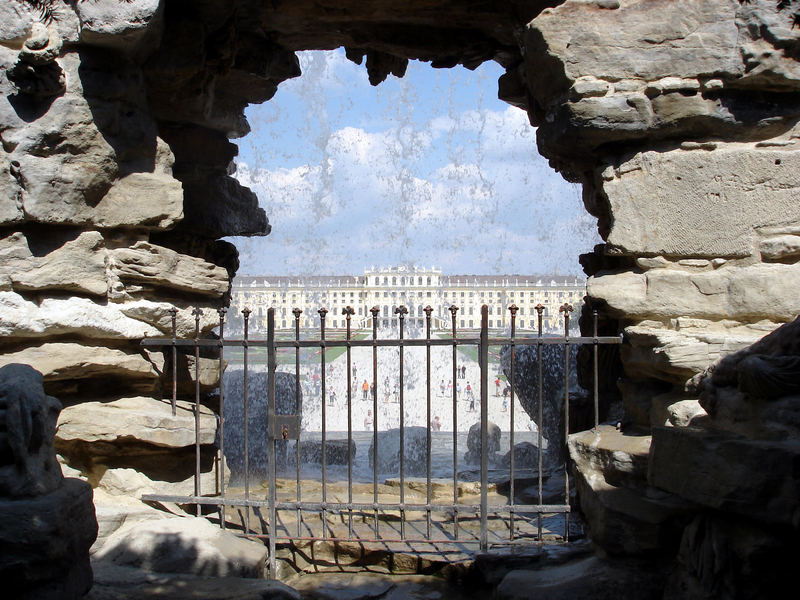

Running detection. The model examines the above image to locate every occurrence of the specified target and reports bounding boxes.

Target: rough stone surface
[648,426,800,527]
[56,396,217,449]
[94,516,267,578]
[599,146,800,258]
[368,427,428,477]
[464,420,501,465]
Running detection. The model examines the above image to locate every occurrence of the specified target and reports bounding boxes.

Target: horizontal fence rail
[141,303,621,576]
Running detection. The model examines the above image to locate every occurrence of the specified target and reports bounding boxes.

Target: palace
[229,266,585,334]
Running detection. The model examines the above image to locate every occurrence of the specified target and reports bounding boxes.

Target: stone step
[568,424,652,490]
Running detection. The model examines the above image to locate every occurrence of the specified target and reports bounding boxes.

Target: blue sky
[231,50,598,276]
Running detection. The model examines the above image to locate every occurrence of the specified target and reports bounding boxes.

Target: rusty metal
[370,305,380,538]
[169,307,178,417]
[593,309,600,433]
[535,303,545,542]
[217,307,227,528]
[241,307,251,535]
[448,304,459,540]
[141,300,625,577]
[560,303,573,541]
[192,308,203,517]
[507,303,518,540]
[343,305,355,538]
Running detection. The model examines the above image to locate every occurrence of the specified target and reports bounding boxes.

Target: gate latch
[270,415,300,440]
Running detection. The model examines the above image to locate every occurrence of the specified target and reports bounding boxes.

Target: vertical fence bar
[344,306,355,538]
[395,306,408,540]
[318,307,328,539]
[293,308,303,537]
[192,308,203,517]
[217,308,227,529]
[241,307,251,535]
[479,305,489,551]
[561,303,573,541]
[448,305,459,540]
[370,306,380,538]
[535,304,544,542]
[424,305,433,540]
[267,308,277,577]
[507,304,518,540]
[593,309,600,432]
[169,308,178,416]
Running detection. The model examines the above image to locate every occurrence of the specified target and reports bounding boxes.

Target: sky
[230,49,599,277]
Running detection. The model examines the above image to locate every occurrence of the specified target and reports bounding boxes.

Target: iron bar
[479,305,489,551]
[535,304,544,543]
[318,307,328,539]
[593,309,600,432]
[293,308,303,538]
[370,306,380,539]
[449,305,459,541]
[424,305,433,540]
[241,307,251,535]
[395,305,408,540]
[169,308,177,416]
[560,303,573,542]
[267,308,277,577]
[344,306,355,538]
[142,336,622,349]
[217,308,227,529]
[508,304,518,540]
[192,308,202,517]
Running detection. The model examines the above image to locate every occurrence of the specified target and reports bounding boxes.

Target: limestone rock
[94,516,267,577]
[0,230,107,297]
[92,488,169,553]
[89,563,300,600]
[599,146,800,258]
[56,396,217,449]
[93,171,183,230]
[0,364,63,497]
[760,234,800,261]
[569,426,694,555]
[648,426,800,526]
[0,292,165,340]
[180,175,270,238]
[649,394,707,429]
[0,343,158,388]
[95,465,223,500]
[589,263,800,322]
[76,0,165,56]
[500,441,540,470]
[0,477,97,600]
[622,325,761,386]
[109,241,229,298]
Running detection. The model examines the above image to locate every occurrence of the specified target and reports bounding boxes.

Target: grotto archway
[1,0,799,591]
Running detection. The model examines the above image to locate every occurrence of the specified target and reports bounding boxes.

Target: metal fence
[140,303,621,576]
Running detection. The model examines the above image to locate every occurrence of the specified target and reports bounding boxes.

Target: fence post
[267,307,277,577]
[479,304,489,551]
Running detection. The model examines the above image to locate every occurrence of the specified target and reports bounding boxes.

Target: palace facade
[230,266,585,333]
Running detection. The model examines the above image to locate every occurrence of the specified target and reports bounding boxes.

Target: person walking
[362,379,369,400]
[431,415,441,431]
[461,365,466,380]
[440,379,445,396]
[329,390,336,406]
[495,377,500,396]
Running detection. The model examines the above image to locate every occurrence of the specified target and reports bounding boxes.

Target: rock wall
[1,1,798,594]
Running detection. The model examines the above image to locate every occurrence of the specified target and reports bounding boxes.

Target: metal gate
[141,303,621,576]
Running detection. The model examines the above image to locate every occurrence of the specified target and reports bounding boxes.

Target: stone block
[76,0,164,54]
[109,241,229,298]
[568,425,651,490]
[56,396,217,449]
[599,146,800,258]
[0,231,107,297]
[648,426,800,526]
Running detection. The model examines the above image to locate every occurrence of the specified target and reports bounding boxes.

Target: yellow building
[230,266,585,333]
